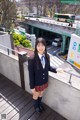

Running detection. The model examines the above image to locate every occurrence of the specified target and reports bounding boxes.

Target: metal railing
[0,44,19,56]
[64,70,80,84]
[0,44,80,85]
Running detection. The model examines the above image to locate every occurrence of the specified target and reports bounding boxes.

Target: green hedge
[12,33,32,48]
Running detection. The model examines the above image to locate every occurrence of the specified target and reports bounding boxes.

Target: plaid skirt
[35,82,48,92]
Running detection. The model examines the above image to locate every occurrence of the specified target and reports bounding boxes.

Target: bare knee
[39,91,44,97]
[33,91,40,99]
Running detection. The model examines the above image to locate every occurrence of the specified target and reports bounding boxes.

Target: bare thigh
[32,90,44,99]
[39,91,44,97]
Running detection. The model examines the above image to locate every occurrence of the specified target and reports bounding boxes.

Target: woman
[28,37,63,113]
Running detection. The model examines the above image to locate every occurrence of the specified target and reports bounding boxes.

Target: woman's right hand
[56,68,64,73]
[31,88,35,94]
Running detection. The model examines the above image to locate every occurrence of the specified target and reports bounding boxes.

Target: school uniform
[28,54,57,91]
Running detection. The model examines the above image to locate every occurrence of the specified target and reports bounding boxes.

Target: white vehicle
[52,38,62,47]
[52,41,61,46]
[53,38,61,42]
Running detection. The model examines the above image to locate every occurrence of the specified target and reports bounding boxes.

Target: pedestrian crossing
[49,53,64,68]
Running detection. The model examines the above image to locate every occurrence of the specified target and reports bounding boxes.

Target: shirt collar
[38,53,45,59]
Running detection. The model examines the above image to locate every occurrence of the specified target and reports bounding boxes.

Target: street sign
[67,34,80,69]
[61,0,80,4]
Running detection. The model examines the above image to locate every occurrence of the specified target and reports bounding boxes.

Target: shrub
[12,33,32,48]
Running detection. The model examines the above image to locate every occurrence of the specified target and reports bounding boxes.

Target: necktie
[41,56,45,68]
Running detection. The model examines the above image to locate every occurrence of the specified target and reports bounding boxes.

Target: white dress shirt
[38,53,45,69]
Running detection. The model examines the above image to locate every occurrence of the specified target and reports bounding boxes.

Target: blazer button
[43,73,45,75]
[43,77,45,79]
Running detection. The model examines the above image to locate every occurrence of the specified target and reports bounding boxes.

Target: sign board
[67,34,80,69]
[61,0,80,4]
[19,27,26,35]
[14,27,26,35]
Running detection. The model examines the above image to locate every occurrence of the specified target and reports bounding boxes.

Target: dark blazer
[28,54,57,89]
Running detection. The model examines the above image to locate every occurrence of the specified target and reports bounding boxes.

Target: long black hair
[34,38,49,69]
[34,38,48,57]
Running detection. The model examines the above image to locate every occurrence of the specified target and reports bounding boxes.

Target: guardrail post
[7,48,9,55]
[18,51,27,90]
[69,74,72,84]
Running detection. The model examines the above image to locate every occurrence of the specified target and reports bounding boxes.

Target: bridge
[23,17,77,54]
[24,17,76,36]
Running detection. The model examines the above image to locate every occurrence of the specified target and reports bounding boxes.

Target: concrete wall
[43,76,80,120]
[24,62,80,120]
[24,62,32,94]
[0,52,80,120]
[0,52,21,87]
[0,33,12,51]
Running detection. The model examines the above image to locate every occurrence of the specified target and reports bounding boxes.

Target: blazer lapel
[45,56,48,70]
[36,55,43,69]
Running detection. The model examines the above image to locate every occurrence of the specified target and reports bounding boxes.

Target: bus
[54,13,75,23]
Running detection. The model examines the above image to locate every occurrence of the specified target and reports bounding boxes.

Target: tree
[0,0,17,29]
[18,0,80,17]
[43,0,61,17]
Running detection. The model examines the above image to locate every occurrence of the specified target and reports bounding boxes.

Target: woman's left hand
[56,68,64,73]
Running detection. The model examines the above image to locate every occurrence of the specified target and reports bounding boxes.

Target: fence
[64,70,80,84]
[0,43,19,56]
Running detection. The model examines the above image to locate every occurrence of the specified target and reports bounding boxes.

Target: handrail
[0,43,19,55]
[64,70,80,84]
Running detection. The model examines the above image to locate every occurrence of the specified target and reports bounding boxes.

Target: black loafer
[39,105,45,111]
[35,107,42,113]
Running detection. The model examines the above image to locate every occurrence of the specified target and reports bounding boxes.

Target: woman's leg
[39,91,44,97]
[32,90,42,113]
[38,91,45,110]
[33,91,40,99]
